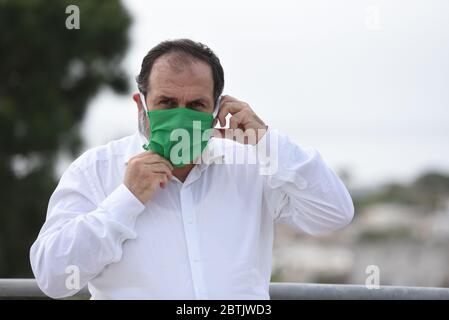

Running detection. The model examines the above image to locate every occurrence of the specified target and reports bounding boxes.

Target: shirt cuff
[98,183,146,231]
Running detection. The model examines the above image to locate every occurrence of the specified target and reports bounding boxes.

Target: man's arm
[259,129,354,235]
[30,151,172,299]
[29,164,145,299]
[212,94,353,234]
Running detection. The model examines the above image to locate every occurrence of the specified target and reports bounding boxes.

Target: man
[30,39,354,300]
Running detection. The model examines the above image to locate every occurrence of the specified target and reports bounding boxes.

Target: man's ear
[132,92,143,112]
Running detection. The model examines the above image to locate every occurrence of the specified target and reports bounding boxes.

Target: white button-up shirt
[30,128,354,300]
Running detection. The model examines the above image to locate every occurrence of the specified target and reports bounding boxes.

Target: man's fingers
[141,157,174,171]
[146,163,173,177]
[154,173,169,189]
[229,111,248,130]
[229,116,239,130]
[220,95,239,104]
[217,101,247,127]
[131,151,174,170]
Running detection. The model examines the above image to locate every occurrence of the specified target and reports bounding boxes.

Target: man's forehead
[152,52,211,75]
[158,52,195,73]
[149,80,213,98]
[148,54,214,98]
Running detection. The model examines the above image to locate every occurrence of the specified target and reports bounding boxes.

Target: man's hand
[213,95,268,145]
[124,151,173,204]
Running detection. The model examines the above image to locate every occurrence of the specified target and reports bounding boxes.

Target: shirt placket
[180,184,208,299]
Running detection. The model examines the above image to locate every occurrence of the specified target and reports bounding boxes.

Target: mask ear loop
[139,92,149,113]
[139,92,151,151]
[213,95,222,119]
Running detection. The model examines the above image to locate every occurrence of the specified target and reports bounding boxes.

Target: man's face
[145,53,215,114]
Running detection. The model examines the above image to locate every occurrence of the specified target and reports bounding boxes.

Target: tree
[0,0,131,277]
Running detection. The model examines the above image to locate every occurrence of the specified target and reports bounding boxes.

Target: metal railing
[1,279,449,299]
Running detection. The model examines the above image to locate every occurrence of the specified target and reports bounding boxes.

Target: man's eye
[159,100,175,107]
[191,102,205,109]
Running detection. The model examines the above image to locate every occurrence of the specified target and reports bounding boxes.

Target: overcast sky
[79,0,449,188]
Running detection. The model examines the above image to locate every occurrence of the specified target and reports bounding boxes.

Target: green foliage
[0,0,131,276]
[353,171,449,213]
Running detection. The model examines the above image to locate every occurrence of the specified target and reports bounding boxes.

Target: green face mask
[142,107,214,168]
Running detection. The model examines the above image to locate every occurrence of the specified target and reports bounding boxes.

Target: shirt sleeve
[29,163,145,299]
[258,128,354,235]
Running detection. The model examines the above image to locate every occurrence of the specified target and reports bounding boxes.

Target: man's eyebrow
[153,95,212,104]
[154,95,177,102]
[188,98,208,104]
